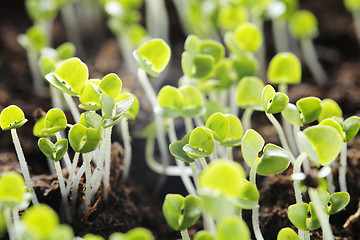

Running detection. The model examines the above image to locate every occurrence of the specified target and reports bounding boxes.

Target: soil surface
[1,0,360,239]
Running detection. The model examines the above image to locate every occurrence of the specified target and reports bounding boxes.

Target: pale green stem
[300,37,327,86]
[180,229,191,240]
[230,85,239,116]
[10,129,39,205]
[55,132,72,172]
[190,162,199,188]
[352,10,360,48]
[242,108,254,132]
[50,86,64,110]
[219,89,228,107]
[54,161,72,222]
[199,157,208,170]
[4,208,17,240]
[294,152,307,204]
[227,147,233,161]
[103,127,113,200]
[47,158,56,175]
[184,117,194,133]
[145,0,169,42]
[339,142,348,192]
[308,188,334,240]
[272,18,290,53]
[71,163,85,216]
[121,118,132,182]
[253,17,266,78]
[266,113,295,164]
[293,125,311,174]
[326,164,335,194]
[63,93,81,122]
[167,118,196,196]
[28,50,45,95]
[84,153,92,212]
[66,151,80,195]
[194,116,204,128]
[117,36,138,77]
[250,162,264,240]
[144,137,192,176]
[172,0,189,33]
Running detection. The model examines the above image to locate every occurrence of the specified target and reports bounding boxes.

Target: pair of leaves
[109,228,153,240]
[236,76,265,110]
[38,138,68,162]
[0,172,27,207]
[288,190,350,231]
[262,85,289,114]
[206,112,243,147]
[69,124,101,153]
[241,129,292,176]
[33,108,67,137]
[101,94,135,128]
[162,194,203,231]
[267,52,301,85]
[0,105,28,130]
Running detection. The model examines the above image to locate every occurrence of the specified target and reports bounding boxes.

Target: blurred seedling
[0,105,39,205]
[344,0,360,47]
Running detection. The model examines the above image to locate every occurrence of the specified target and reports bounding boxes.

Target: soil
[1,0,360,239]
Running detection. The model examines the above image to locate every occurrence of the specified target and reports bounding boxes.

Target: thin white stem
[84,153,92,212]
[71,163,85,216]
[227,147,233,161]
[50,87,64,111]
[294,152,308,204]
[145,0,169,42]
[10,129,39,205]
[293,125,311,174]
[272,18,290,53]
[117,36,138,77]
[180,229,191,240]
[47,158,56,175]
[352,10,360,48]
[184,118,194,133]
[326,164,336,194]
[250,163,264,240]
[137,68,158,108]
[145,137,192,176]
[4,208,17,240]
[54,161,72,222]
[339,142,348,192]
[63,94,81,123]
[55,132,72,172]
[190,162,199,189]
[266,113,296,164]
[121,118,132,182]
[253,17,266,78]
[103,127,113,200]
[167,118,196,196]
[242,108,254,132]
[66,151,80,195]
[199,157,208,170]
[230,85,239,116]
[300,37,327,86]
[194,116,204,128]
[27,50,45,95]
[308,188,334,240]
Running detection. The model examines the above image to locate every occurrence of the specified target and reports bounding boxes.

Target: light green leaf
[169,133,195,163]
[233,22,263,53]
[317,98,343,122]
[99,73,122,100]
[257,144,291,176]
[288,203,309,231]
[216,216,251,240]
[154,85,184,118]
[0,172,26,207]
[206,112,229,142]
[0,105,28,130]
[344,116,360,142]
[277,227,300,240]
[267,52,301,85]
[281,103,303,126]
[236,76,265,109]
[68,124,101,153]
[184,127,214,158]
[126,228,154,240]
[289,10,318,39]
[328,192,350,215]
[241,129,264,168]
[199,40,225,64]
[296,97,322,124]
[117,92,140,120]
[221,114,243,147]
[179,85,205,118]
[43,108,67,134]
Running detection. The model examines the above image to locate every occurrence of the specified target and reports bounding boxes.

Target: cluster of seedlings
[1,0,360,239]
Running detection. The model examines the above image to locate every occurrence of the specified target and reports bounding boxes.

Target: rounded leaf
[281,103,303,126]
[233,56,259,81]
[221,114,243,147]
[206,112,229,142]
[317,99,343,123]
[289,10,318,39]
[21,204,59,240]
[56,42,76,60]
[99,73,122,100]
[169,133,195,163]
[154,86,184,118]
[288,203,309,231]
[54,57,88,95]
[194,230,215,240]
[216,216,251,240]
[345,0,360,11]
[117,92,140,120]
[267,52,301,85]
[48,224,74,240]
[33,116,53,138]
[43,108,67,134]
[277,227,300,240]
[257,144,291,175]
[233,22,263,53]
[179,85,205,118]
[241,129,265,168]
[218,4,248,31]
[79,79,101,110]
[344,116,360,142]
[199,40,225,64]
[199,160,246,199]
[319,118,345,140]
[182,52,215,79]
[236,76,265,109]
[126,228,154,240]
[184,127,215,158]
[328,192,350,215]
[133,38,171,77]
[0,172,26,206]
[0,105,28,130]
[238,178,259,201]
[69,124,101,153]
[296,97,323,124]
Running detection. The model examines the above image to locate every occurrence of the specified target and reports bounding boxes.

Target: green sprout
[162,194,203,240]
[0,105,38,205]
[344,0,360,46]
[277,227,300,240]
[109,227,154,240]
[289,10,327,86]
[216,216,251,240]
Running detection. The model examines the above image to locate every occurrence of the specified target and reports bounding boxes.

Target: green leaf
[100,92,116,119]
[267,52,301,85]
[182,52,215,79]
[281,103,303,126]
[38,138,68,162]
[83,112,103,131]
[328,192,350,215]
[296,97,323,124]
[238,178,259,201]
[194,230,215,240]
[68,124,101,153]
[184,126,214,158]
[214,58,236,89]
[266,92,289,114]
[54,57,88,95]
[221,114,243,147]
[289,10,318,39]
[33,116,52,138]
[288,203,309,231]
[21,204,59,240]
[344,116,360,142]
[162,194,203,231]
[99,73,122,100]
[241,129,265,168]
[257,144,291,176]
[236,76,265,109]
[199,40,225,64]
[302,125,343,165]
[206,112,229,142]
[233,22,263,53]
[45,73,78,96]
[319,118,345,140]
[277,227,300,240]
[198,160,246,199]
[0,105,28,130]
[126,228,153,240]
[154,86,184,118]
[133,38,171,77]
[179,85,205,118]
[117,92,140,120]
[103,96,135,128]
[198,189,237,218]
[56,42,76,61]
[83,234,105,240]
[261,85,276,112]
[17,25,48,52]
[233,56,259,81]
[43,108,67,134]
[48,225,74,240]
[217,4,248,31]
[38,56,56,77]
[169,133,195,163]
[308,202,321,231]
[79,79,101,110]
[0,172,26,207]
[317,99,343,122]
[345,0,360,11]
[216,216,251,240]
[184,35,200,53]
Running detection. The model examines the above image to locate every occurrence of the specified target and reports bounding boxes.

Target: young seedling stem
[242,108,254,131]
[308,188,335,240]
[145,0,169,42]
[10,128,39,205]
[3,208,17,240]
[55,132,72,172]
[249,161,264,240]
[50,87,65,111]
[272,18,290,53]
[180,229,191,240]
[121,118,132,182]
[63,94,81,122]
[103,127,113,200]
[84,153,92,212]
[293,152,307,204]
[339,142,348,192]
[28,50,45,95]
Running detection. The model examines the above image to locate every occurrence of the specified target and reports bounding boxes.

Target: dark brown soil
[1,0,360,239]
